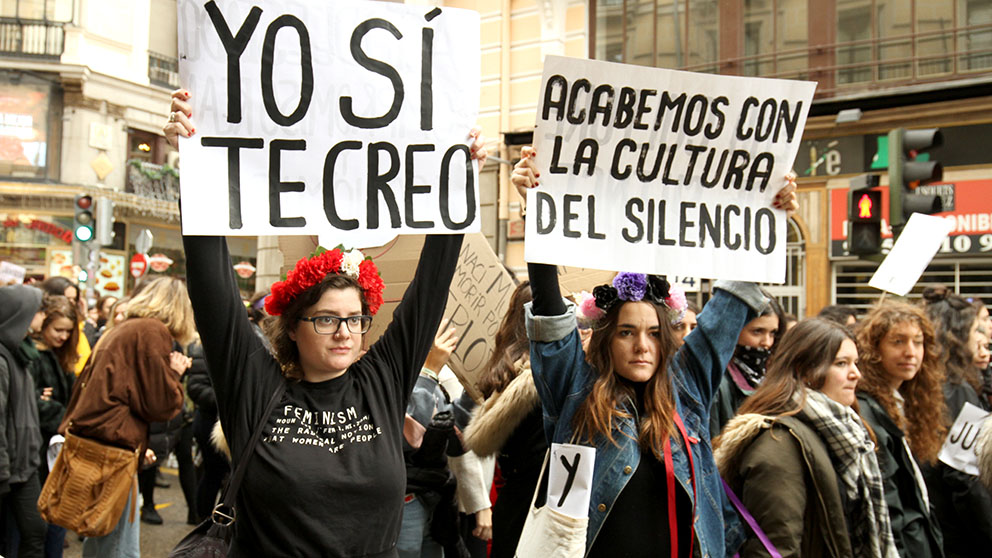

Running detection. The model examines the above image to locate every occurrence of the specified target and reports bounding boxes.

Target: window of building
[961,0,992,71]
[0,0,72,21]
[762,218,806,318]
[592,0,720,72]
[0,71,61,181]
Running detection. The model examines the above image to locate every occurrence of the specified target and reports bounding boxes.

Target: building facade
[472,0,992,316]
[0,0,259,298]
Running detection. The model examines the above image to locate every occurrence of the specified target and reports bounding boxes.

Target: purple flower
[612,272,648,302]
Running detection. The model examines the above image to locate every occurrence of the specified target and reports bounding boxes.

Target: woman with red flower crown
[165,89,487,558]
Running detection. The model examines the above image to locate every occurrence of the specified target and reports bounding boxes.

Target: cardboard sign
[0,261,26,284]
[547,443,596,519]
[177,0,480,246]
[938,402,990,476]
[526,56,816,283]
[869,213,955,296]
[557,266,614,298]
[278,233,513,402]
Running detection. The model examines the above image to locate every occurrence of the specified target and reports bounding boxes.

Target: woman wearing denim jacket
[512,148,797,557]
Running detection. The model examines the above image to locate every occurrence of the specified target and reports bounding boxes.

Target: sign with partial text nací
[177,0,481,247]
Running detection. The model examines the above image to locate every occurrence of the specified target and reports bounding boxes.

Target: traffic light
[73,194,94,243]
[95,197,115,246]
[888,128,943,235]
[848,174,883,256]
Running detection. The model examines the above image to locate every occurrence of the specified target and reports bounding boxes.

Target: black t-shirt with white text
[183,234,462,557]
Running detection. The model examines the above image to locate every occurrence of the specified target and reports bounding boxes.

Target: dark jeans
[193,410,229,519]
[2,471,47,558]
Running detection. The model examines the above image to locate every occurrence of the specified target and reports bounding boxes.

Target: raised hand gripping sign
[548,443,596,519]
[526,56,815,283]
[938,402,990,476]
[177,0,480,246]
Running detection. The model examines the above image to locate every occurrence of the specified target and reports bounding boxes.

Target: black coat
[22,341,75,440]
[857,393,943,558]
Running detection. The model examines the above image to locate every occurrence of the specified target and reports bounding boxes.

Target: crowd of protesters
[0,99,990,558]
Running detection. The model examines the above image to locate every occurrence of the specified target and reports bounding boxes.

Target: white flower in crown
[341,249,365,278]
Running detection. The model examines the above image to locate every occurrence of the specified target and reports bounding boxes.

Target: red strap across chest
[663,411,697,558]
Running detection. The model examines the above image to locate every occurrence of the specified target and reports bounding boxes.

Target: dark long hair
[38,295,80,373]
[269,274,367,380]
[855,302,946,463]
[922,285,980,393]
[737,318,856,417]
[575,300,681,460]
[477,281,531,398]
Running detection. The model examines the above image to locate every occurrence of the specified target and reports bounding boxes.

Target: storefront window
[0,72,60,180]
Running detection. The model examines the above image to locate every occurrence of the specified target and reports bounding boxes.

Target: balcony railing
[126,160,180,203]
[677,22,992,100]
[0,18,64,59]
[149,51,180,89]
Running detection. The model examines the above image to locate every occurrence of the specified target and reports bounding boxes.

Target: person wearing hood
[709,294,784,438]
[0,284,48,557]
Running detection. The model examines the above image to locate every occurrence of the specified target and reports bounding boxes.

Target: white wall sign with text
[177,0,480,246]
[526,56,816,283]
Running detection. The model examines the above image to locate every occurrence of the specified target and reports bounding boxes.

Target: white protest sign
[526,56,815,283]
[0,261,26,284]
[938,402,990,476]
[869,213,954,296]
[177,0,480,246]
[547,443,596,519]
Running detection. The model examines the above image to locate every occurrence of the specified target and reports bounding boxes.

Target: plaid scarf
[798,390,899,558]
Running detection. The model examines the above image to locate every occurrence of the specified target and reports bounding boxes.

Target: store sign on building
[2,216,72,243]
[794,136,864,177]
[830,180,992,258]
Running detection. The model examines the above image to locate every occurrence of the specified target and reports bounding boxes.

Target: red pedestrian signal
[858,193,873,219]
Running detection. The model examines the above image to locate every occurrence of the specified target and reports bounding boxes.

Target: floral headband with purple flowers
[576,273,688,326]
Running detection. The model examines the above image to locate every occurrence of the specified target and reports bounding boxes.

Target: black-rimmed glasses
[299,315,373,335]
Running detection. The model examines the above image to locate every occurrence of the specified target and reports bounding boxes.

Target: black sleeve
[0,356,10,493]
[183,235,278,443]
[527,263,565,317]
[363,234,464,403]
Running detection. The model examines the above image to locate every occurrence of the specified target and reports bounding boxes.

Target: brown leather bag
[37,431,140,537]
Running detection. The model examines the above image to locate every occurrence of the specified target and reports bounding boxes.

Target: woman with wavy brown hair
[921,286,992,558]
[464,281,546,558]
[854,302,944,558]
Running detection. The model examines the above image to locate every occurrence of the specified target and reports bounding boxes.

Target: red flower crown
[265,246,385,317]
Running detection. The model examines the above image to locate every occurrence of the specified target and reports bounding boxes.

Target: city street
[64,467,196,558]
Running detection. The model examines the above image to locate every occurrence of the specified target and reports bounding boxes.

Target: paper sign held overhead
[526,56,816,283]
[0,261,26,284]
[869,213,955,296]
[177,0,481,246]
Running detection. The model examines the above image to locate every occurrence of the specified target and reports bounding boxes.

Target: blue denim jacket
[526,281,766,558]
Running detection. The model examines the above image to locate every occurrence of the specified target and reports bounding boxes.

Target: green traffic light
[75,226,94,243]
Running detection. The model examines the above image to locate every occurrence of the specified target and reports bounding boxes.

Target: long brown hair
[737,318,855,418]
[38,295,80,373]
[575,300,681,460]
[270,274,367,380]
[855,302,946,463]
[477,281,531,398]
[922,285,980,393]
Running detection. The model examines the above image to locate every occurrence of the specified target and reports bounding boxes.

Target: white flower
[341,249,364,278]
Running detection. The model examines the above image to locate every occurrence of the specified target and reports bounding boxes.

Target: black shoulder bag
[170,381,286,558]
